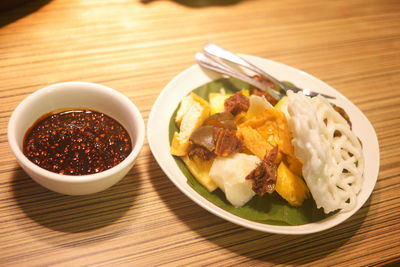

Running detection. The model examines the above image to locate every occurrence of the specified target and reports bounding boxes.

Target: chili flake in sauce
[23,109,132,175]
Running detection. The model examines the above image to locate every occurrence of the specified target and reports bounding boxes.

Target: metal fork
[203,42,335,99]
[196,52,284,101]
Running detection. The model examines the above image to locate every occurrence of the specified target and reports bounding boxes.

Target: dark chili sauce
[23,109,132,175]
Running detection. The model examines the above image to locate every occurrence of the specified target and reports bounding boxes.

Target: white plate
[147,55,379,235]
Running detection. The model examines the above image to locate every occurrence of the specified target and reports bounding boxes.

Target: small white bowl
[8,82,145,195]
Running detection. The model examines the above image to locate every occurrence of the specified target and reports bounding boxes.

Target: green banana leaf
[169,78,332,226]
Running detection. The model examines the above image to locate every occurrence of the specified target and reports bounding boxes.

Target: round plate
[147,55,379,234]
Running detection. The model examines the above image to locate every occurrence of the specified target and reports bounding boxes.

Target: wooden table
[1,0,399,266]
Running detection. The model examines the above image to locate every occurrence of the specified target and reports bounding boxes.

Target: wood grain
[1,0,399,266]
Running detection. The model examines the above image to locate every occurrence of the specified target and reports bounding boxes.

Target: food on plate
[245,94,273,120]
[23,109,132,175]
[209,153,260,207]
[209,90,249,114]
[237,126,269,160]
[181,156,217,192]
[275,161,310,207]
[245,146,279,196]
[286,91,364,213]
[171,93,210,156]
[239,107,295,163]
[170,77,364,224]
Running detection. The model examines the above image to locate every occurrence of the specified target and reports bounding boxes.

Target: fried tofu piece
[182,156,217,192]
[171,93,210,156]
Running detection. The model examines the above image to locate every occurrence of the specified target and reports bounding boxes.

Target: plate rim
[147,55,380,235]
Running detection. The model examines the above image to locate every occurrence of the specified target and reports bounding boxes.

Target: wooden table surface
[1,0,399,266]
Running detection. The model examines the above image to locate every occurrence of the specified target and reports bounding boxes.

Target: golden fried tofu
[171,93,210,156]
[182,156,217,192]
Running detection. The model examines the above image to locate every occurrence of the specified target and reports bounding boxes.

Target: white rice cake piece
[209,153,260,207]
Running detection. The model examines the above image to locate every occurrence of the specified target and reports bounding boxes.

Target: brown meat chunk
[245,146,279,196]
[203,112,236,130]
[252,88,278,106]
[214,128,243,157]
[224,93,250,116]
[253,74,278,90]
[190,125,216,151]
[251,75,278,105]
[188,144,215,161]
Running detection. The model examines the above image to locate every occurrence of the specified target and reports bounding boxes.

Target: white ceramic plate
[147,55,379,235]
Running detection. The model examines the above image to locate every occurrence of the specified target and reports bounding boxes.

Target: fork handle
[203,42,285,89]
[203,42,335,99]
[196,52,282,101]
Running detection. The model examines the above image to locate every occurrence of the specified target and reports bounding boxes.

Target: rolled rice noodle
[286,91,364,213]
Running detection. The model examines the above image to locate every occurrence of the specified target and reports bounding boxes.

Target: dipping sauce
[23,109,132,175]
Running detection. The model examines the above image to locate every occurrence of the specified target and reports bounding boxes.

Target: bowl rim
[8,81,145,183]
